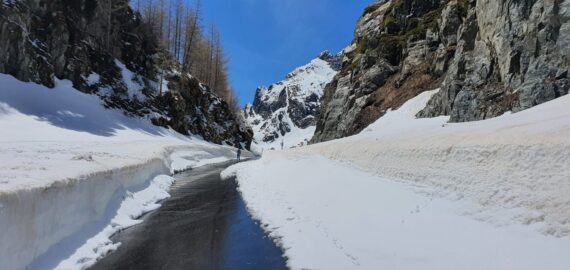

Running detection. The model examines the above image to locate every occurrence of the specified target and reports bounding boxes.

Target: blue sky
[200,0,373,106]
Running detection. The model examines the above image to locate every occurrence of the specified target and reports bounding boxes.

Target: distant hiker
[237,148,242,161]
[281,140,284,150]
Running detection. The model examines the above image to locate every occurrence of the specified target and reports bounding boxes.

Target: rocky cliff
[243,52,340,149]
[420,0,570,121]
[312,0,569,143]
[0,0,252,148]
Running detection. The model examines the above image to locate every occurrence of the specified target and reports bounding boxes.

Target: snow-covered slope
[0,74,242,270]
[224,90,570,269]
[0,1,252,148]
[242,51,340,150]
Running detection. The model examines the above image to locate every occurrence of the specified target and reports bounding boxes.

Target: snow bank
[300,90,570,236]
[224,156,570,270]
[54,175,175,270]
[1,147,180,270]
[224,90,570,269]
[169,149,233,174]
[0,74,238,269]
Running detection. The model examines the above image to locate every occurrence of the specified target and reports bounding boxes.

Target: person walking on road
[237,148,242,162]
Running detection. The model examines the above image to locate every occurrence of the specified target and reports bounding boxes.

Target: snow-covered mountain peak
[243,52,341,150]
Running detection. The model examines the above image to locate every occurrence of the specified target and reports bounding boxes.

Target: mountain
[0,0,252,148]
[242,51,341,149]
[311,0,569,143]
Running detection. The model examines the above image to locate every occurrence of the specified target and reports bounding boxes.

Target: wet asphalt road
[91,161,287,270]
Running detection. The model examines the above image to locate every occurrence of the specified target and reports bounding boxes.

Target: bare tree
[103,0,131,52]
[182,0,202,72]
[134,0,240,105]
[211,25,222,93]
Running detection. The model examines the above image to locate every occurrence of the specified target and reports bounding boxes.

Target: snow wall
[293,91,570,237]
[0,156,170,270]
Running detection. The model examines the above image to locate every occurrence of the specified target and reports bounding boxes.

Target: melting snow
[224,90,570,269]
[0,74,241,269]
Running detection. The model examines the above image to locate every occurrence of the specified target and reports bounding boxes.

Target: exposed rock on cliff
[312,0,447,143]
[420,0,570,121]
[243,52,340,149]
[312,0,569,143]
[0,0,252,148]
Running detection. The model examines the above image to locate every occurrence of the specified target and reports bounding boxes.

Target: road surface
[91,161,287,270]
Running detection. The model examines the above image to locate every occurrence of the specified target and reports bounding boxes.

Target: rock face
[420,0,570,121]
[243,52,340,149]
[312,0,446,143]
[312,0,569,143]
[0,0,252,148]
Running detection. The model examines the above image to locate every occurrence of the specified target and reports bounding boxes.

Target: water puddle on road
[91,162,287,270]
